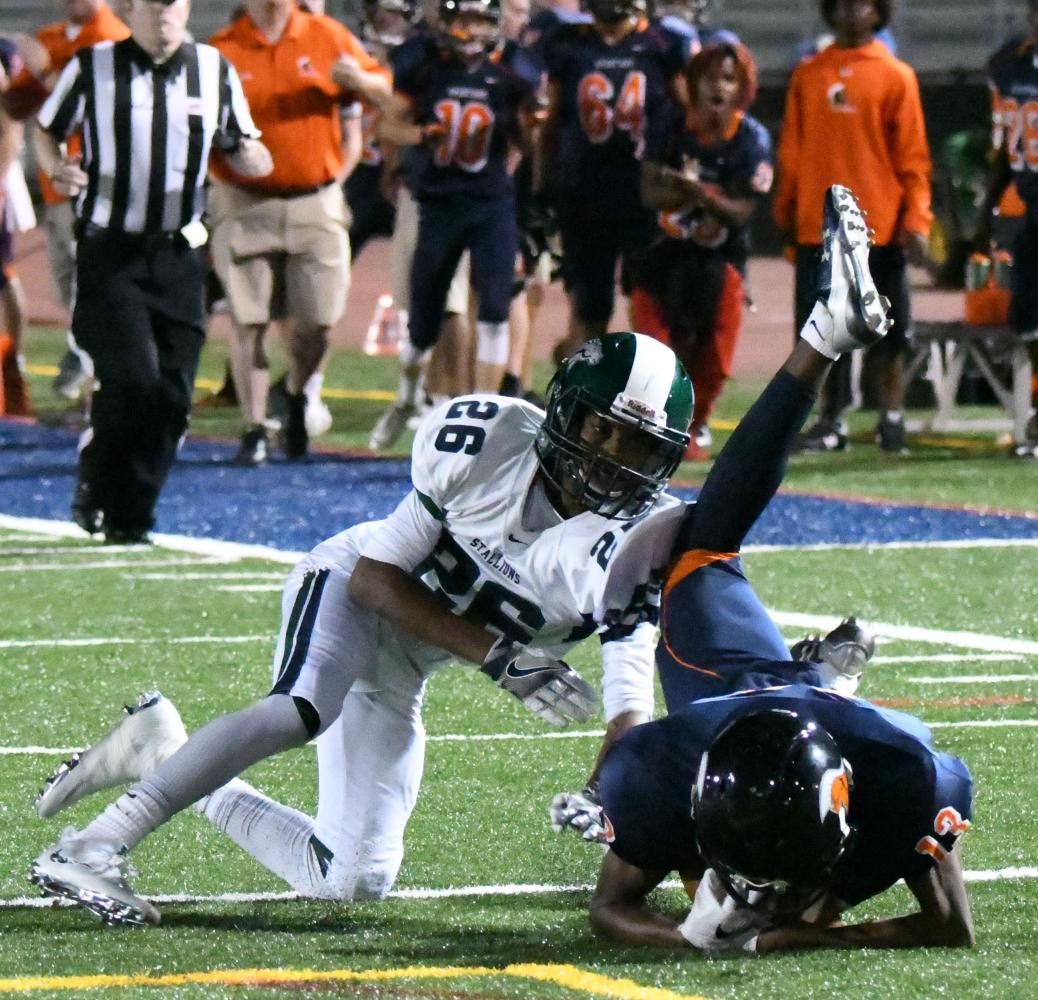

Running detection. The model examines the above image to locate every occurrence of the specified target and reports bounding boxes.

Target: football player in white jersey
[29,330,697,925]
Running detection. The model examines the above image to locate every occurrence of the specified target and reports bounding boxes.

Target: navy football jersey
[599,684,973,908]
[988,36,1038,207]
[544,23,683,203]
[394,36,538,200]
[644,105,772,268]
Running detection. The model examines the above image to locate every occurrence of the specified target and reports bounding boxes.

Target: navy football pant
[659,368,821,707]
[407,194,517,351]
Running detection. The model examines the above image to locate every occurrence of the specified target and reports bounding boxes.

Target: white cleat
[368,402,416,452]
[801,184,893,360]
[305,397,334,439]
[29,827,160,926]
[791,617,876,696]
[36,692,187,819]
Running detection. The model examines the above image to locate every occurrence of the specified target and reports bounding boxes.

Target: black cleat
[234,425,269,467]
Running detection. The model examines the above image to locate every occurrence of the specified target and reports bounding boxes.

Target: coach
[34,0,272,543]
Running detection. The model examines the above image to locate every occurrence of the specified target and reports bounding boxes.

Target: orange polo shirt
[3,2,129,205]
[209,9,386,193]
[773,39,932,246]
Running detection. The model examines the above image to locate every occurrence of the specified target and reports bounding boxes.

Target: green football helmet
[535,333,693,519]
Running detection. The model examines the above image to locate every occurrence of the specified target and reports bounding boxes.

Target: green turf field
[2,329,1038,998]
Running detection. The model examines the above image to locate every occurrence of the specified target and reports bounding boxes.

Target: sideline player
[976,0,1038,457]
[369,0,542,449]
[29,330,697,924]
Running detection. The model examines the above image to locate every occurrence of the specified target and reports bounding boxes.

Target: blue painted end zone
[1,421,1036,551]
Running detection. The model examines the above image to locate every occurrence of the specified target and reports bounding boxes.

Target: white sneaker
[801,184,893,360]
[369,402,416,452]
[305,397,333,438]
[29,827,160,926]
[36,692,187,819]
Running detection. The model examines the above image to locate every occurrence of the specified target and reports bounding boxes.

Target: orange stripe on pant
[660,548,738,678]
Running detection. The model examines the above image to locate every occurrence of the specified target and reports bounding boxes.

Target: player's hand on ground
[225,138,273,179]
[480,638,598,726]
[549,787,607,843]
[49,155,88,199]
[678,868,766,954]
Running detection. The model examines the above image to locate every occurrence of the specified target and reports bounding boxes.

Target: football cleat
[369,402,416,452]
[36,692,187,819]
[791,617,876,695]
[875,412,907,454]
[800,185,892,360]
[233,425,269,467]
[29,827,160,926]
[797,417,848,453]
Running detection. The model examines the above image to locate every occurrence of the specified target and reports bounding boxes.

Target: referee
[34,0,272,544]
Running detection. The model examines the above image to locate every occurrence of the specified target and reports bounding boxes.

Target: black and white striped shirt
[38,37,258,235]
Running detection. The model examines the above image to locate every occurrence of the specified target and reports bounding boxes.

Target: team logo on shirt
[826,81,855,113]
[297,56,318,77]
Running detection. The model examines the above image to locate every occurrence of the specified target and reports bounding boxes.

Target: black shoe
[797,418,848,453]
[71,481,103,535]
[875,413,907,453]
[281,391,308,459]
[498,372,522,397]
[267,375,289,427]
[790,616,876,680]
[104,526,151,546]
[233,425,269,467]
[52,349,92,402]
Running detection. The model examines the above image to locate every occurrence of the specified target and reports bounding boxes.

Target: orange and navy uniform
[209,8,388,193]
[772,39,932,248]
[2,1,129,206]
[630,103,771,433]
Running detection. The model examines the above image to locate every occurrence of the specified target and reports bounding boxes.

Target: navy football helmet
[362,0,418,49]
[535,333,692,520]
[692,709,854,906]
[585,0,645,24]
[438,0,502,58]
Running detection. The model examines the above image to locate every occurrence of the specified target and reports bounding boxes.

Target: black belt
[254,181,334,200]
[75,222,187,245]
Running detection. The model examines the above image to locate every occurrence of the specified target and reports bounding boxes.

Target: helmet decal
[818,764,851,837]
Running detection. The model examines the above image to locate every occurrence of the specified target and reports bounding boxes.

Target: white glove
[480,637,597,726]
[549,787,607,843]
[678,869,766,954]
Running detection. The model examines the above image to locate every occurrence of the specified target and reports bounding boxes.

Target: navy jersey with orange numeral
[544,23,683,203]
[988,36,1038,207]
[393,35,538,200]
[598,684,973,908]
[644,104,772,269]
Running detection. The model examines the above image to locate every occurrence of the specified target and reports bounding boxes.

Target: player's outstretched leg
[799,184,893,361]
[36,692,188,819]
[29,827,160,926]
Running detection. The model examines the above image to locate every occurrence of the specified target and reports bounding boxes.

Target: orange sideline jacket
[4,2,129,205]
[772,39,932,246]
[209,8,386,193]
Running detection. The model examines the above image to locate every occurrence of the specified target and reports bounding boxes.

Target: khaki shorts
[209,182,351,327]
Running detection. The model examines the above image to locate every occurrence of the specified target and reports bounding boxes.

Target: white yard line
[0,515,304,564]
[218,584,284,593]
[745,537,1038,553]
[131,572,287,581]
[0,635,269,649]
[2,868,1036,910]
[908,675,1038,685]
[873,654,1026,664]
[0,558,227,572]
[4,716,1038,758]
[770,611,1038,656]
